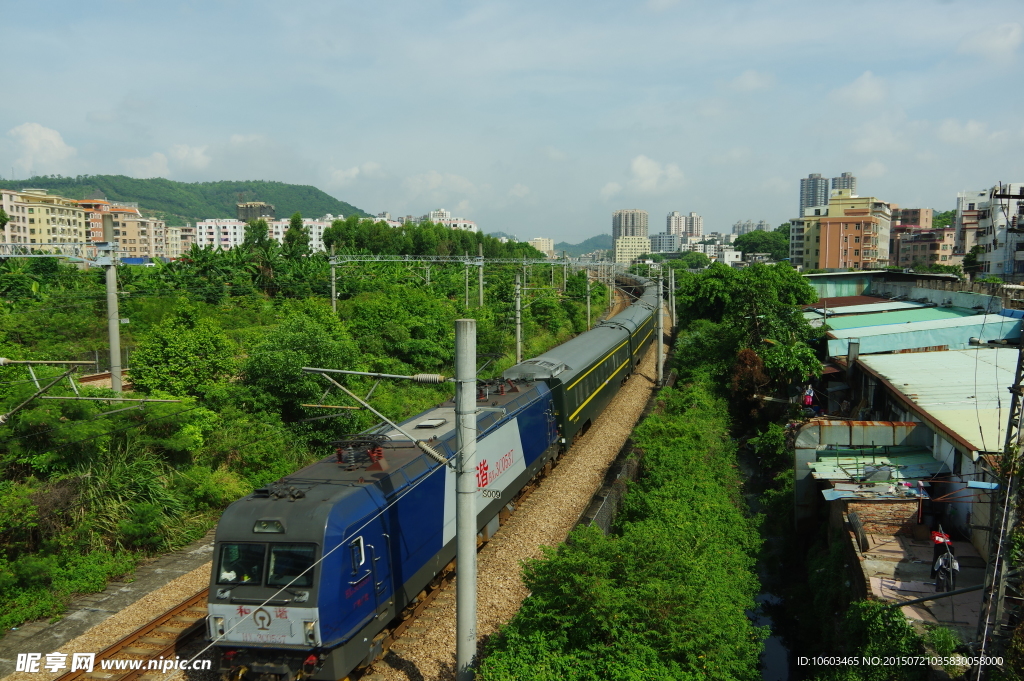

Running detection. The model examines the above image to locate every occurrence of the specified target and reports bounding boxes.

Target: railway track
[54,591,208,681]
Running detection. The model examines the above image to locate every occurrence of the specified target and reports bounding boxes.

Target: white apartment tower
[612,209,649,239]
[666,211,703,238]
[972,183,1024,280]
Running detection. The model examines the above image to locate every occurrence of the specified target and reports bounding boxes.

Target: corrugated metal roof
[858,348,1018,453]
[804,301,930,319]
[824,307,978,330]
[827,314,1020,355]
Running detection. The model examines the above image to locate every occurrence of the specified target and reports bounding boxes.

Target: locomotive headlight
[212,616,225,637]
[303,621,317,645]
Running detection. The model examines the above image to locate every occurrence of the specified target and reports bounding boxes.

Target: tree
[243,219,270,248]
[774,222,791,239]
[733,230,789,261]
[130,306,237,396]
[963,244,983,275]
[283,212,309,256]
[679,251,711,269]
[0,208,9,233]
[933,210,954,229]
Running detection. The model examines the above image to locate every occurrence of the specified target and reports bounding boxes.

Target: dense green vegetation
[0,175,370,226]
[0,219,598,632]
[933,210,954,229]
[479,381,765,681]
[733,226,790,261]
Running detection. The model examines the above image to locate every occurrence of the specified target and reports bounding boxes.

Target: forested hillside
[0,176,370,225]
[0,220,593,632]
[555,234,612,257]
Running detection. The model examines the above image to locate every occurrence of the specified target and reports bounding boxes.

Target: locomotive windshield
[217,543,266,585]
[216,542,317,587]
[268,543,316,587]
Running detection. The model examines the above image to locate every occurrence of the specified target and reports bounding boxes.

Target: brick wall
[845,499,919,536]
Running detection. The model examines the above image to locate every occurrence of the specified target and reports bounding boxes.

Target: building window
[941,255,948,261]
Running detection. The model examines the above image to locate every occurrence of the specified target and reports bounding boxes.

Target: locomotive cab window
[217,543,266,585]
[268,543,316,587]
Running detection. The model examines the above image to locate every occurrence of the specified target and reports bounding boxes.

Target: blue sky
[1,0,1022,242]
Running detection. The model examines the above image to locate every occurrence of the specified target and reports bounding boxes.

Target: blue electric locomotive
[207,274,660,681]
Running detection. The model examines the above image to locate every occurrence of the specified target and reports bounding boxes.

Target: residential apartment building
[113,215,172,258]
[613,236,651,264]
[649,233,681,253]
[972,183,1024,279]
[528,237,554,258]
[831,172,857,193]
[424,208,477,232]
[891,207,933,229]
[612,209,648,239]
[799,173,830,216]
[1,190,29,243]
[666,211,703,238]
[954,189,988,257]
[195,217,335,252]
[167,226,183,259]
[788,189,891,270]
[732,219,772,235]
[890,226,961,269]
[2,189,88,247]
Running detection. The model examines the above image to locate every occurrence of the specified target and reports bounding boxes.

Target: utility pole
[586,278,592,329]
[464,263,469,308]
[101,214,122,392]
[330,244,337,314]
[515,274,522,363]
[669,266,676,329]
[975,339,1024,676]
[657,269,664,386]
[455,319,478,681]
[477,243,484,307]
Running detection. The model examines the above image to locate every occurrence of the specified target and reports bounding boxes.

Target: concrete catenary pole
[669,266,676,329]
[657,270,664,386]
[102,214,122,392]
[330,244,337,314]
[477,243,484,307]
[454,319,478,681]
[515,274,522,364]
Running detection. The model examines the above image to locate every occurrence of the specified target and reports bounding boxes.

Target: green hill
[555,234,613,257]
[0,175,371,226]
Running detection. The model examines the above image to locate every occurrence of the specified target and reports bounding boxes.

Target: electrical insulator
[416,440,449,465]
[411,374,446,383]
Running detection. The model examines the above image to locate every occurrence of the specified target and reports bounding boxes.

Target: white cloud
[121,152,169,178]
[601,182,622,200]
[8,123,77,176]
[958,23,1022,59]
[455,199,471,214]
[509,183,530,198]
[329,161,384,186]
[830,71,887,106]
[849,119,912,155]
[403,170,477,201]
[169,144,210,170]
[729,70,775,92]
[859,161,887,179]
[937,118,1002,145]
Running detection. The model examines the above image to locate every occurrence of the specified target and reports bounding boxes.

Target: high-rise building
[799,173,830,216]
[666,211,703,238]
[831,172,857,194]
[612,209,648,239]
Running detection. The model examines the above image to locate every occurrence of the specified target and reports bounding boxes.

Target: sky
[1,0,1022,243]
